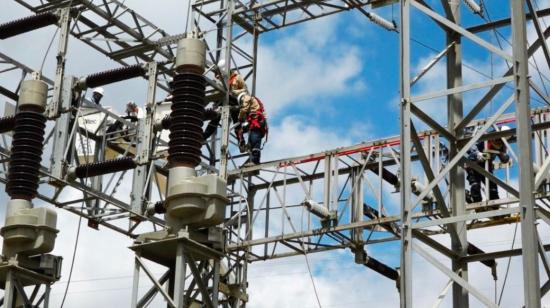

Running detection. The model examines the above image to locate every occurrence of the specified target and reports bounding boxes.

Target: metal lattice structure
[0,0,550,307]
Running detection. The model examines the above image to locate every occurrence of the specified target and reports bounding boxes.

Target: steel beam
[511,1,542,306]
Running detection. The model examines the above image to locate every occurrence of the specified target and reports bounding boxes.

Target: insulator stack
[6,111,46,200]
[364,256,399,281]
[5,79,48,200]
[161,115,171,130]
[168,72,206,167]
[73,157,136,178]
[0,115,16,134]
[161,38,226,231]
[0,86,19,102]
[0,12,59,40]
[153,201,166,214]
[367,165,399,186]
[365,12,396,32]
[468,243,496,269]
[84,64,146,88]
[464,0,483,15]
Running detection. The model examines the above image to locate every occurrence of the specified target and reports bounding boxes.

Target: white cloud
[263,115,354,161]
[256,15,365,116]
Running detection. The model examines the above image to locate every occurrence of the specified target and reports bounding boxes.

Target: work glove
[499,153,510,164]
[241,121,249,132]
[204,108,218,120]
[476,152,490,162]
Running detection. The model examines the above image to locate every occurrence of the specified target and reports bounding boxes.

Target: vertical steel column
[131,255,141,308]
[44,284,50,308]
[511,1,541,307]
[130,62,157,214]
[239,186,255,308]
[212,260,220,307]
[324,155,332,211]
[220,0,235,180]
[399,0,412,307]
[48,7,71,118]
[351,167,364,262]
[48,7,73,184]
[88,119,106,216]
[174,242,187,308]
[50,76,76,181]
[251,22,259,96]
[4,271,14,308]
[446,2,469,307]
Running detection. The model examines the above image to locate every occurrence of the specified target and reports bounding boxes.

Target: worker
[91,87,104,104]
[237,93,268,166]
[204,65,248,149]
[215,60,248,97]
[123,101,141,122]
[465,126,511,205]
[203,101,244,149]
[106,101,142,140]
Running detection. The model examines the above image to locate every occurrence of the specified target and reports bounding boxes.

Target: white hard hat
[93,87,105,96]
[217,59,226,71]
[126,101,137,111]
[499,125,511,132]
[498,125,512,141]
[237,92,247,105]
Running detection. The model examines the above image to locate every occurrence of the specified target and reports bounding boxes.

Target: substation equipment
[0,0,549,308]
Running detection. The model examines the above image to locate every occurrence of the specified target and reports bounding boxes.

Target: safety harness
[248,97,269,145]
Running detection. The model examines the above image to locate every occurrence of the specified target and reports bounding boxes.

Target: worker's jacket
[466,141,509,172]
[229,73,248,96]
[239,95,268,137]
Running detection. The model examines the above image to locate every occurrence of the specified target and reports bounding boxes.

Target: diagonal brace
[410,122,461,245]
[413,242,498,308]
[135,256,176,308]
[462,159,519,198]
[411,0,512,61]
[184,253,215,308]
[413,94,515,208]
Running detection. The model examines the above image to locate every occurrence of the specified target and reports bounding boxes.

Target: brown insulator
[153,201,166,214]
[0,12,58,40]
[0,85,18,102]
[6,111,46,200]
[364,256,399,281]
[74,157,136,178]
[168,73,206,167]
[0,115,16,134]
[85,64,146,88]
[161,115,171,130]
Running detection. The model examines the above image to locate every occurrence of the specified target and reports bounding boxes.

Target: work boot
[238,140,247,153]
[240,159,256,168]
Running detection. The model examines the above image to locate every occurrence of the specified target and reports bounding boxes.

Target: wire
[60,78,88,308]
[40,28,59,73]
[301,205,322,308]
[497,221,518,305]
[59,210,83,308]
[409,18,550,108]
[304,252,322,308]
